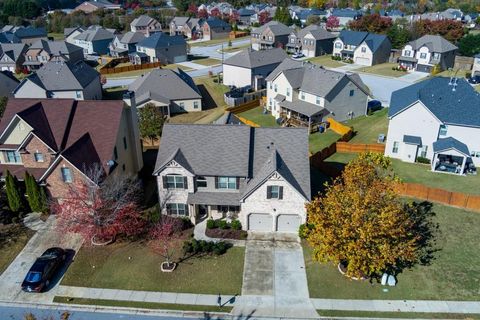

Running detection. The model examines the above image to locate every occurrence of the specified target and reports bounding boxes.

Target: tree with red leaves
[326,15,340,29]
[186,3,197,17]
[258,11,271,25]
[210,7,221,18]
[412,19,465,43]
[149,216,182,271]
[53,164,145,245]
[348,13,393,34]
[229,10,239,24]
[197,8,208,19]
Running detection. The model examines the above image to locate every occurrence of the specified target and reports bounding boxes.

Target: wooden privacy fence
[229,31,248,39]
[395,182,480,212]
[227,99,260,114]
[336,141,386,153]
[100,62,162,75]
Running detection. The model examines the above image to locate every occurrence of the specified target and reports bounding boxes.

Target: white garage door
[248,213,273,232]
[276,214,301,233]
[355,57,370,66]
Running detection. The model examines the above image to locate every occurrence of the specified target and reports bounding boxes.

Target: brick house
[201,18,231,40]
[0,98,143,199]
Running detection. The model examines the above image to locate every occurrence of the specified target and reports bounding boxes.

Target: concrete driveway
[233,239,318,318]
[0,216,83,304]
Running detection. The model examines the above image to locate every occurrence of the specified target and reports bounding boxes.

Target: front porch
[187,192,241,224]
[431,138,477,176]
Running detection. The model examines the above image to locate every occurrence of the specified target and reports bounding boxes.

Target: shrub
[183,241,193,254]
[218,220,229,229]
[230,219,242,230]
[416,156,431,164]
[213,241,229,255]
[466,72,472,79]
[206,219,216,229]
[299,223,315,239]
[183,239,230,256]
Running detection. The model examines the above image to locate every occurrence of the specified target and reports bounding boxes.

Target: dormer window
[420,53,427,59]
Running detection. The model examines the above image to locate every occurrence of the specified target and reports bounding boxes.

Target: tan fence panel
[465,196,480,211]
[336,141,385,153]
[227,100,260,113]
[427,187,452,204]
[449,192,469,208]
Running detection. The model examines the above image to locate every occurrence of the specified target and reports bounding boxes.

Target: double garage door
[247,213,301,233]
[354,57,371,66]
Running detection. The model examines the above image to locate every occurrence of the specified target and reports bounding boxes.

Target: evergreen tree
[5,170,22,213]
[25,172,43,213]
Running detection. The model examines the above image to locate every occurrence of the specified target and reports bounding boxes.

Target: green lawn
[475,85,480,92]
[189,38,230,47]
[435,69,469,78]
[304,203,480,300]
[324,152,480,194]
[221,43,250,53]
[237,107,279,127]
[193,58,222,66]
[48,32,64,40]
[343,108,388,144]
[309,130,341,154]
[357,63,407,78]
[105,65,193,79]
[61,241,245,295]
[53,297,233,313]
[0,224,35,274]
[317,310,480,319]
[307,55,345,68]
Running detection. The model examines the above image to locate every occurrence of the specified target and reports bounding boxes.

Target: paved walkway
[0,216,83,304]
[176,61,218,70]
[23,212,47,231]
[193,219,246,246]
[232,240,318,318]
[398,71,430,82]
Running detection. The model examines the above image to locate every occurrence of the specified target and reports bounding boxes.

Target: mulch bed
[205,228,247,240]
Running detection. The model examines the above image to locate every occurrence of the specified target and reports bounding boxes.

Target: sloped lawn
[304,203,480,300]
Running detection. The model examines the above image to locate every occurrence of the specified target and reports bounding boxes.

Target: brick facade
[21,135,54,169]
[44,158,83,199]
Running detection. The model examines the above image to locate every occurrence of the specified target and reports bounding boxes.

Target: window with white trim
[392,141,399,154]
[61,167,73,183]
[361,47,366,53]
[166,203,188,216]
[34,152,44,162]
[217,176,237,189]
[267,185,283,199]
[439,124,448,136]
[420,53,427,59]
[196,176,207,188]
[4,151,21,163]
[420,145,428,158]
[165,175,186,189]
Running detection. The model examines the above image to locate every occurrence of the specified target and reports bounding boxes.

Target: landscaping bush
[299,223,315,239]
[182,239,231,256]
[231,219,242,230]
[218,220,229,229]
[206,219,216,229]
[416,156,431,164]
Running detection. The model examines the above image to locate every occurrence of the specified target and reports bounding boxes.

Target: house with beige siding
[130,15,162,36]
[23,40,84,71]
[0,98,143,199]
[0,43,27,72]
[153,124,311,233]
[14,61,102,100]
[133,33,187,64]
[126,68,202,116]
[251,21,292,51]
[201,18,231,40]
[286,25,335,58]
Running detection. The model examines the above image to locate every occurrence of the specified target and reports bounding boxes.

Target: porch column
[431,153,438,171]
[460,156,467,175]
[190,204,196,224]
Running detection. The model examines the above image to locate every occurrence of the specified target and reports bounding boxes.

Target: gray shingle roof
[308,28,336,41]
[74,26,114,42]
[338,30,368,46]
[433,137,470,156]
[363,33,390,53]
[128,68,201,104]
[154,124,310,200]
[252,21,292,36]
[0,43,26,61]
[119,31,145,44]
[408,35,458,53]
[187,192,241,205]
[265,58,303,81]
[136,33,186,49]
[171,17,190,26]
[14,27,46,39]
[20,61,99,91]
[29,40,83,55]
[223,48,287,69]
[403,135,422,145]
[278,98,329,117]
[389,77,480,127]
[0,71,19,97]
[204,17,230,30]
[131,15,158,27]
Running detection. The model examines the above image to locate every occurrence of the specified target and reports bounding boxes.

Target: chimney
[123,91,144,172]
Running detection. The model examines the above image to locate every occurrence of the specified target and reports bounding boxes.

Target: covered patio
[277,97,330,133]
[431,138,475,175]
[187,192,241,224]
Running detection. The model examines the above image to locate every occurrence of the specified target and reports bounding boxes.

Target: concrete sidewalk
[312,298,480,314]
[57,286,238,307]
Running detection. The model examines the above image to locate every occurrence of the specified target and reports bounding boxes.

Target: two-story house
[170,17,204,39]
[132,33,187,64]
[251,21,292,51]
[130,15,162,36]
[23,40,84,71]
[126,68,202,116]
[73,26,115,55]
[14,61,102,100]
[385,77,480,175]
[222,48,287,88]
[0,43,27,72]
[74,0,121,13]
[265,59,369,131]
[153,124,311,233]
[398,35,458,73]
[0,98,143,199]
[64,27,85,45]
[109,32,145,57]
[13,27,48,45]
[327,8,362,27]
[472,53,480,76]
[201,18,231,40]
[286,24,335,58]
[332,30,392,66]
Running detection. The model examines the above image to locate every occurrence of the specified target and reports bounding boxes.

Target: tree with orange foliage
[348,13,393,34]
[306,152,436,279]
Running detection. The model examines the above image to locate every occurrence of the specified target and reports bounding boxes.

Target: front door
[198,205,208,221]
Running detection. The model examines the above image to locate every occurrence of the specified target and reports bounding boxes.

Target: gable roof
[265,58,303,81]
[223,48,287,69]
[14,27,47,39]
[131,15,159,27]
[407,35,458,53]
[0,43,27,61]
[0,71,19,97]
[74,26,114,42]
[64,27,84,38]
[338,30,369,46]
[362,33,390,52]
[331,8,362,18]
[307,27,336,40]
[128,68,201,104]
[252,21,292,36]
[433,137,470,156]
[18,61,99,92]
[29,39,83,55]
[204,17,230,30]
[119,31,145,44]
[0,98,124,177]
[136,33,186,49]
[389,77,480,127]
[171,16,191,26]
[154,124,311,200]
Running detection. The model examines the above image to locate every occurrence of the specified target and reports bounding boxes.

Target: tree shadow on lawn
[197,84,218,110]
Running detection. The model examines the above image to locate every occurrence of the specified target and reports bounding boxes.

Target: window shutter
[279,186,283,200]
[266,186,272,199]
[215,177,218,189]
[163,176,167,189]
[185,204,189,215]
[236,177,240,189]
[183,176,188,189]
